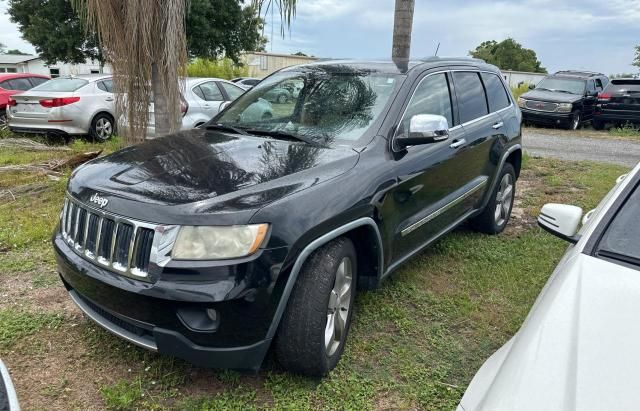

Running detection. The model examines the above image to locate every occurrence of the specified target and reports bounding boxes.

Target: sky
[1,0,638,75]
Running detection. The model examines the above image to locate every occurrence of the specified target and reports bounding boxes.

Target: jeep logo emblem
[89,193,109,208]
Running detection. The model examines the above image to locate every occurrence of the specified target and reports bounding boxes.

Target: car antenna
[434,42,440,56]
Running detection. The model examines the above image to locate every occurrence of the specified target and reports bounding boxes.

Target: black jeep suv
[53,58,522,376]
[518,70,609,130]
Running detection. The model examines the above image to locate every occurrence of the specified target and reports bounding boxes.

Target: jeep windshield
[212,65,403,145]
[535,77,586,95]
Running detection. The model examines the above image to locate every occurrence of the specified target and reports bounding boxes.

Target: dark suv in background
[593,78,640,130]
[53,57,522,376]
[518,70,609,130]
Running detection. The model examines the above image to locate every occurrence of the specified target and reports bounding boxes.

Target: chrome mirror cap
[395,114,449,150]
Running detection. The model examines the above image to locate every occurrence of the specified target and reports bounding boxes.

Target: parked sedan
[7,74,115,140]
[459,162,640,411]
[124,77,263,138]
[0,72,49,130]
[593,78,640,130]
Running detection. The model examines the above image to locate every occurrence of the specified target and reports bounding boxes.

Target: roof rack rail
[554,70,605,77]
[419,56,486,64]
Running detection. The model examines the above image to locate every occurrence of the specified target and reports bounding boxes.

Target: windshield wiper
[205,123,249,135]
[554,90,576,94]
[244,129,327,147]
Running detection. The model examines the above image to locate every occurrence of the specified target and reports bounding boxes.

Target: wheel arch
[505,147,522,179]
[265,217,383,341]
[91,110,116,129]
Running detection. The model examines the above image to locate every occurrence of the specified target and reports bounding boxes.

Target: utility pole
[392,0,415,70]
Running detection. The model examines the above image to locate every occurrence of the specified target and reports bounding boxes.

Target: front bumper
[54,232,288,371]
[521,109,572,126]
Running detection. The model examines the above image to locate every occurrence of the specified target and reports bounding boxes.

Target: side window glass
[29,77,48,87]
[7,78,33,91]
[219,82,245,100]
[102,79,113,93]
[97,81,107,92]
[453,72,489,123]
[481,72,510,112]
[400,73,453,135]
[595,79,603,91]
[199,82,224,101]
[587,80,596,93]
[193,85,205,100]
[0,80,11,90]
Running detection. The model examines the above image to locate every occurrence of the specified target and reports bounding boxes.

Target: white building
[502,70,547,87]
[0,54,112,77]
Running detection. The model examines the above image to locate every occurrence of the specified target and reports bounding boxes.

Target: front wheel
[470,163,516,234]
[565,110,581,130]
[275,237,357,376]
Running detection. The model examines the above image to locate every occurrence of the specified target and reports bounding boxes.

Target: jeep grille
[60,196,156,280]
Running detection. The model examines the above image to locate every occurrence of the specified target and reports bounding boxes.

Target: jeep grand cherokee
[53,58,522,376]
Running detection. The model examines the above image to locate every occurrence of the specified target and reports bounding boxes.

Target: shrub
[510,83,530,100]
[186,58,249,80]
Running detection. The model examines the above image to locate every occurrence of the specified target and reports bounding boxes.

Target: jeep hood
[521,89,583,104]
[68,129,359,223]
[459,254,640,411]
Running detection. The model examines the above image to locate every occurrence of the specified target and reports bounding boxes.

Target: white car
[0,359,19,411]
[459,164,640,411]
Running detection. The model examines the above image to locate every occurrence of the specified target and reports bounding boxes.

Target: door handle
[492,121,504,129]
[105,97,114,102]
[449,138,466,149]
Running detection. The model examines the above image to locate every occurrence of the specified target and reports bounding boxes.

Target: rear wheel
[592,119,605,130]
[275,237,357,376]
[0,110,7,131]
[470,163,516,234]
[90,113,115,141]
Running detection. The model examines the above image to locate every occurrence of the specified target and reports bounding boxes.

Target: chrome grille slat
[59,195,161,281]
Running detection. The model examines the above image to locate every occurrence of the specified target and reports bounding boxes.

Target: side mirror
[538,203,583,243]
[219,101,231,111]
[395,114,449,150]
[528,84,536,90]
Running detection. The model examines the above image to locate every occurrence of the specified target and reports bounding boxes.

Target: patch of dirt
[0,273,72,314]
[503,170,539,236]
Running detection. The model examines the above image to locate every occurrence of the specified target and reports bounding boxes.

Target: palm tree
[392,0,415,70]
[73,0,297,145]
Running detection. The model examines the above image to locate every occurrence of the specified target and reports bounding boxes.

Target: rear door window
[32,78,88,92]
[481,72,510,112]
[453,72,489,123]
[29,77,49,87]
[196,82,224,101]
[97,79,113,93]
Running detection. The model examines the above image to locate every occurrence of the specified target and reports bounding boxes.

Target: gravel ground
[523,129,640,167]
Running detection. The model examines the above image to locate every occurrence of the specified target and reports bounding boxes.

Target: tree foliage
[8,0,101,64]
[470,38,546,73]
[187,0,266,63]
[187,58,249,79]
[8,0,266,66]
[633,45,640,70]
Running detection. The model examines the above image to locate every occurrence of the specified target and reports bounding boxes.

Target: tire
[275,237,357,376]
[470,163,516,234]
[0,110,7,132]
[90,113,115,141]
[277,94,288,104]
[564,110,581,130]
[592,119,605,130]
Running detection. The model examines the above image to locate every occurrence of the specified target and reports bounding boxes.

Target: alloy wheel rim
[96,118,113,140]
[572,114,580,130]
[0,113,7,131]
[494,173,514,226]
[325,257,353,357]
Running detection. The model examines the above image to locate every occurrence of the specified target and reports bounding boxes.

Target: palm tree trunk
[392,0,415,66]
[151,63,172,137]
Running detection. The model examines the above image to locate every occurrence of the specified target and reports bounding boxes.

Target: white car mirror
[538,203,583,243]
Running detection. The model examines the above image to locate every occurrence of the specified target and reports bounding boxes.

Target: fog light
[177,307,220,332]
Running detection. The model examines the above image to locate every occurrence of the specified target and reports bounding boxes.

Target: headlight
[557,103,573,113]
[172,224,269,260]
[517,97,526,108]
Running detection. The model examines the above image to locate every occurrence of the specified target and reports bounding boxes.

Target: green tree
[8,0,101,64]
[470,38,547,73]
[633,45,640,70]
[5,49,30,55]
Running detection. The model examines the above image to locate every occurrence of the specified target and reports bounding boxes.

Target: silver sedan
[7,74,115,141]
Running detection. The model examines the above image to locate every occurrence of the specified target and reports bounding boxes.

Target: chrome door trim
[401,179,488,237]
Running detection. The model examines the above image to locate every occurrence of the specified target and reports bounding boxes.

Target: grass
[510,84,530,100]
[0,130,631,410]
[609,122,640,138]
